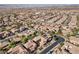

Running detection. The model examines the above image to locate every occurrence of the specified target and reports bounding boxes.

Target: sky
[0,4,79,8]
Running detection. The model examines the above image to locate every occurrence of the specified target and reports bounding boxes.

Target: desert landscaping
[0,6,79,54]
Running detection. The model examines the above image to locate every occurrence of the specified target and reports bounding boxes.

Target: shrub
[72,28,79,36]
[49,31,55,37]
[60,42,64,47]
[54,37,59,41]
[8,41,16,48]
[21,35,28,43]
[33,31,39,36]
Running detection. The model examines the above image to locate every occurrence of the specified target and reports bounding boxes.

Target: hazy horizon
[0,4,79,8]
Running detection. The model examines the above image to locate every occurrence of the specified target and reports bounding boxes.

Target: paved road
[40,35,65,54]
